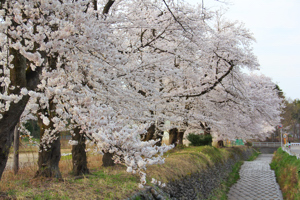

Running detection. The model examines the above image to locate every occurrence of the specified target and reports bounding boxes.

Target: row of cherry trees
[0,0,282,186]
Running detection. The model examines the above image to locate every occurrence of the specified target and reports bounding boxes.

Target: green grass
[61,154,72,161]
[270,147,300,200]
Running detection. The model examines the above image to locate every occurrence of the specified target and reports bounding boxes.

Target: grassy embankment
[1,146,252,200]
[270,147,300,200]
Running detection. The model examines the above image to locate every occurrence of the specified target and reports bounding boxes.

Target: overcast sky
[185,0,300,100]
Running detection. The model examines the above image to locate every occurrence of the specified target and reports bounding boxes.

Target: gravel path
[227,154,283,200]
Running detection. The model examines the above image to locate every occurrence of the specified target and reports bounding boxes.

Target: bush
[187,133,212,146]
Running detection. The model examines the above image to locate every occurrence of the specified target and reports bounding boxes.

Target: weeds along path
[227,154,283,200]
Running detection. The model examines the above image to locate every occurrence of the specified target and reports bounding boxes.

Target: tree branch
[177,58,234,98]
[103,0,115,15]
[162,0,187,32]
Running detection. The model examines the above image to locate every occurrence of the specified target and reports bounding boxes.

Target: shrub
[187,133,212,146]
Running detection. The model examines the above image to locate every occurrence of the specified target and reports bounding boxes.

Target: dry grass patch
[0,153,140,200]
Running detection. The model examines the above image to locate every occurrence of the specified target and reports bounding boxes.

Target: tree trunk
[102,152,115,167]
[169,128,178,146]
[0,48,29,180]
[155,130,163,146]
[0,128,14,180]
[35,101,61,179]
[177,131,184,146]
[169,128,184,146]
[200,122,211,136]
[102,0,115,14]
[142,124,155,141]
[35,136,61,178]
[13,123,20,175]
[0,42,42,180]
[217,140,224,148]
[142,124,163,146]
[72,127,89,175]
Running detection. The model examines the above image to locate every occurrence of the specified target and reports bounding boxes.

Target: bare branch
[178,57,234,98]
[103,0,115,15]
[162,0,187,32]
[93,0,97,11]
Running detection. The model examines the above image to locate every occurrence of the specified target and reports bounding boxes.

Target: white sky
[185,0,300,100]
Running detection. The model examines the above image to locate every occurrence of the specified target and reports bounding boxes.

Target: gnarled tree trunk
[155,130,163,146]
[72,127,89,175]
[142,124,163,146]
[35,135,61,178]
[0,47,41,180]
[217,140,224,148]
[177,131,184,146]
[142,124,155,141]
[102,152,115,167]
[0,98,27,180]
[169,128,178,146]
[0,127,15,180]
[169,128,185,146]
[35,100,61,179]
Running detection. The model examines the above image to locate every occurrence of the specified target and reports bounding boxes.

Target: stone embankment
[127,147,254,200]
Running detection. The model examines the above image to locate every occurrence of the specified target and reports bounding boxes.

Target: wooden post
[13,123,20,175]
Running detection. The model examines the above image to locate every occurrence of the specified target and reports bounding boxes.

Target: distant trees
[281,99,300,140]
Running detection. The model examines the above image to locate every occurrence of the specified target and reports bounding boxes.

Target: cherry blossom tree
[0,0,283,186]
[14,0,174,181]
